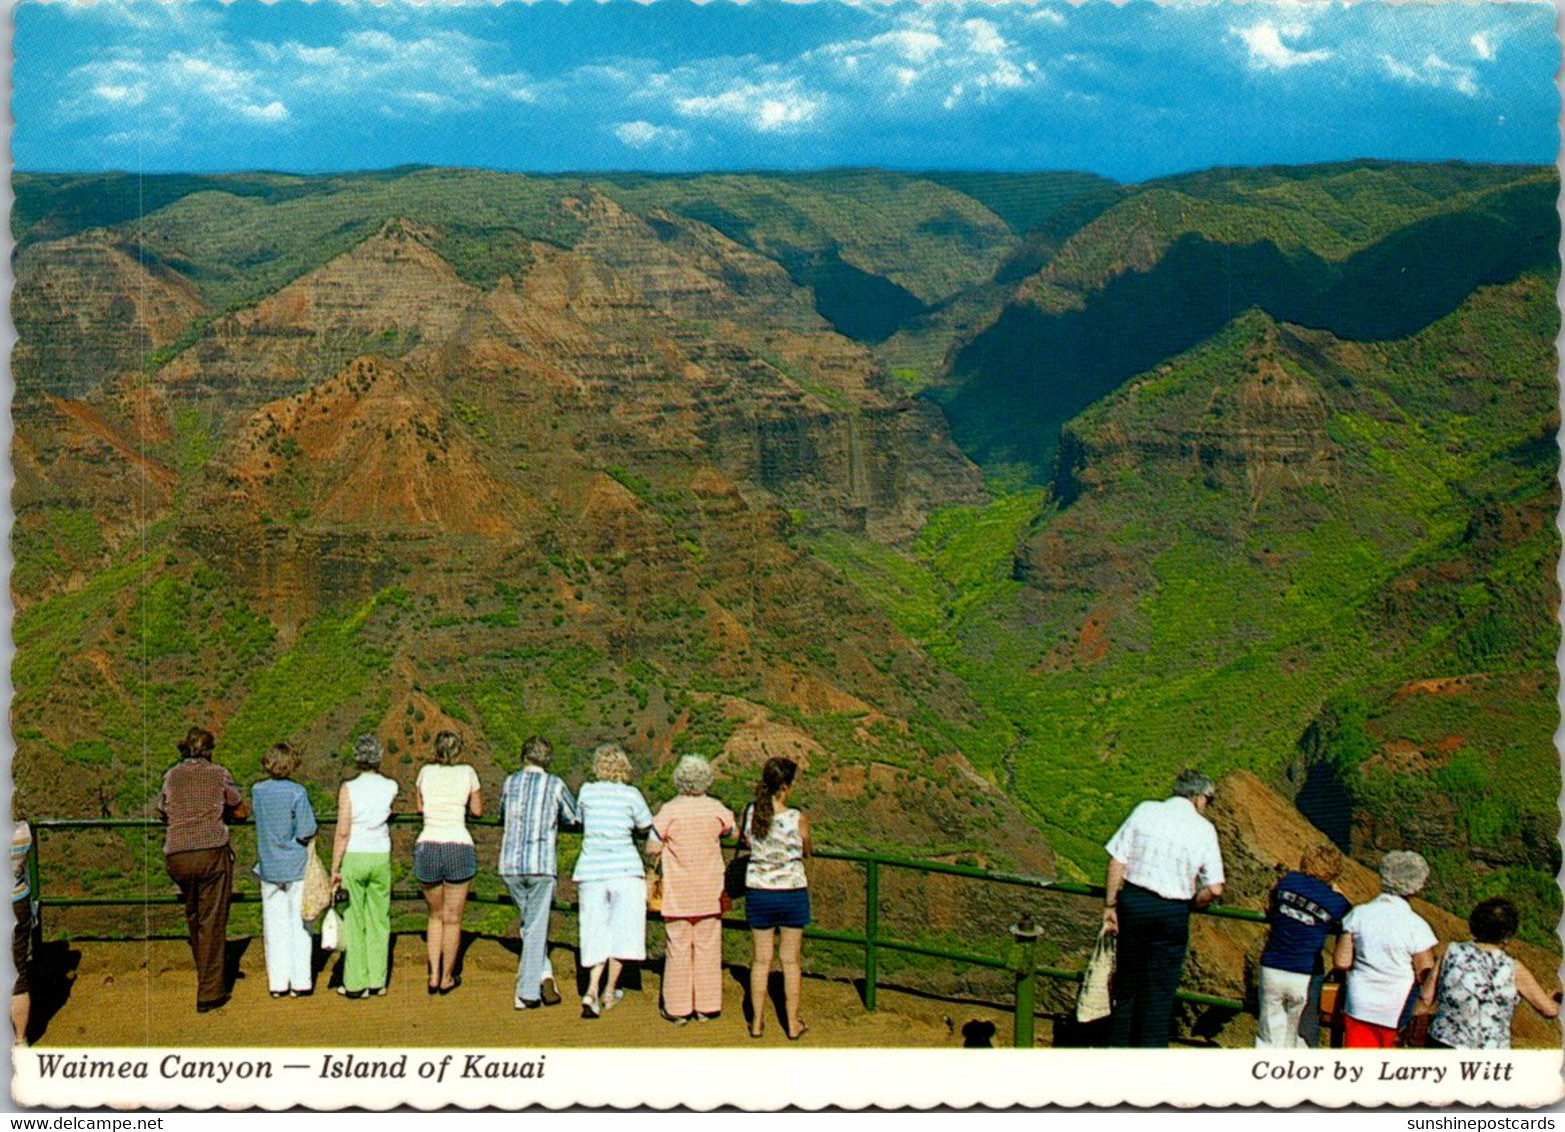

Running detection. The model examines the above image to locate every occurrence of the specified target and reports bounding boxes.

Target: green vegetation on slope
[818,273,1559,903]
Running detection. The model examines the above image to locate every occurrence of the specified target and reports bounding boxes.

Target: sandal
[786,1021,809,1041]
[581,995,600,1019]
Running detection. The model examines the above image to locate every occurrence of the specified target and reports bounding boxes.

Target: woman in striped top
[571,744,653,1018]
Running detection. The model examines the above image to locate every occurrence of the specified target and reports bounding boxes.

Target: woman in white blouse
[1334,850,1437,1048]
[571,744,653,1018]
[415,731,481,995]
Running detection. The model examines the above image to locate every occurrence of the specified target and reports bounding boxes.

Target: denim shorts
[745,887,810,930]
[414,841,477,885]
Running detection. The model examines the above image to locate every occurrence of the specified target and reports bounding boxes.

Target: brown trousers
[165,846,234,1006]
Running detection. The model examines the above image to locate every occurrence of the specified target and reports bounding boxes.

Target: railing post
[1009,916,1043,1048]
[863,859,879,1011]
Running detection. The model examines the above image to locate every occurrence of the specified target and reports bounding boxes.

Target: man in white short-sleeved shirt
[1101,769,1226,1047]
[1334,850,1438,1048]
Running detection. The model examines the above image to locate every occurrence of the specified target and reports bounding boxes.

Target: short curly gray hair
[592,743,633,784]
[1378,850,1429,897]
[353,733,384,770]
[1172,769,1215,800]
[672,755,714,796]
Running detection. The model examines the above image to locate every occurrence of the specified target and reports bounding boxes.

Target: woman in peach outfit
[649,755,735,1024]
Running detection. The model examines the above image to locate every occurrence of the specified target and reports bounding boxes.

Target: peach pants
[663,916,724,1017]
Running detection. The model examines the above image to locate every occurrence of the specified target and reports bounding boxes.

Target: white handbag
[320,907,342,951]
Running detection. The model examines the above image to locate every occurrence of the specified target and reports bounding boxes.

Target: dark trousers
[166,846,234,1006]
[1108,883,1191,1048]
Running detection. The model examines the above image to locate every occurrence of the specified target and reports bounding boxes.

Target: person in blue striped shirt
[498,736,580,1010]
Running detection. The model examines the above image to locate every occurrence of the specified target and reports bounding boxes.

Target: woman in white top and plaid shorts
[415,731,482,995]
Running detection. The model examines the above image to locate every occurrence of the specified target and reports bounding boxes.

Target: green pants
[340,852,391,992]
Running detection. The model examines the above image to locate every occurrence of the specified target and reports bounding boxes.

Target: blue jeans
[502,875,555,1003]
[1108,884,1191,1048]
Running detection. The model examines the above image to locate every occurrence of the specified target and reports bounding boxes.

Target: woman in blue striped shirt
[571,744,653,1018]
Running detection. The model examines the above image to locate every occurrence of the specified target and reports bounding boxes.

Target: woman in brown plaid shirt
[157,726,249,1013]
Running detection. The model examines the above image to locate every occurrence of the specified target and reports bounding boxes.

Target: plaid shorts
[413,841,477,885]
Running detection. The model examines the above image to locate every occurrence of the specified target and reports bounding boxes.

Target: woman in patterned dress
[1420,897,1560,1049]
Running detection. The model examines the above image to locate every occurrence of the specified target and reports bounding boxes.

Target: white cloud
[63,47,291,129]
[1234,21,1333,70]
[1379,51,1480,98]
[264,30,536,113]
[613,120,691,150]
[963,19,1008,58]
[812,12,1042,111]
[874,29,944,64]
[1471,32,1496,62]
[239,100,289,124]
[674,80,820,132]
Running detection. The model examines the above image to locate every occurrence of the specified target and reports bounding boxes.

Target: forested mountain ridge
[12,160,1558,951]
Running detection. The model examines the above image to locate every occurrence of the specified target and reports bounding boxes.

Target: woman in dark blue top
[1255,843,1352,1048]
[251,742,319,998]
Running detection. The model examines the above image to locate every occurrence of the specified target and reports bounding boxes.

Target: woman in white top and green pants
[331,735,399,998]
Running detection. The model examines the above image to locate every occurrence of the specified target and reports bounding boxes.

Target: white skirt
[577,876,647,968]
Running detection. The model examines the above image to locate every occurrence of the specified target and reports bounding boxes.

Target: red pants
[1343,1015,1399,1048]
[663,916,723,1017]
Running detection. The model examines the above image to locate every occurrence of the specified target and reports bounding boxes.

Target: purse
[724,852,750,901]
[725,804,751,901]
[646,861,664,914]
[300,840,332,923]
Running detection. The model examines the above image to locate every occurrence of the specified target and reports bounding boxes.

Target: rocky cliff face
[12,235,208,397]
[102,199,985,546]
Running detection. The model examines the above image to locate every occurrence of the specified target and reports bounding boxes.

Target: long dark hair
[750,757,797,841]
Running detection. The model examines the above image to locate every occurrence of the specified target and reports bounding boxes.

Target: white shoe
[581,995,600,1019]
[601,989,624,1014]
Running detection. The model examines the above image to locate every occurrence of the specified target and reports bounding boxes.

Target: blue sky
[13,0,1558,182]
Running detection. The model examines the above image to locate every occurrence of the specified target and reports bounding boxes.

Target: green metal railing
[29,816,1264,1047]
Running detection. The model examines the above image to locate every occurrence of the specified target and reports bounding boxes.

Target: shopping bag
[1075,926,1116,1023]
[320,907,342,951]
[301,841,332,923]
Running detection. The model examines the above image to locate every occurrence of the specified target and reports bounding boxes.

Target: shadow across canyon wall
[939,180,1559,476]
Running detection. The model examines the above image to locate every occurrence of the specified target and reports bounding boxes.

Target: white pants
[1255,966,1312,1048]
[577,877,646,968]
[260,879,313,993]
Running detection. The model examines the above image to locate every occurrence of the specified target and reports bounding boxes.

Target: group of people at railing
[12,744,1555,1052]
[1099,770,1559,1051]
[146,725,813,1038]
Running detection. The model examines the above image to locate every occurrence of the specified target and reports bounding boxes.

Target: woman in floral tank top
[739,757,811,1040]
[1421,897,1559,1049]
